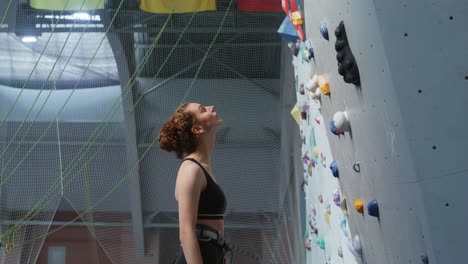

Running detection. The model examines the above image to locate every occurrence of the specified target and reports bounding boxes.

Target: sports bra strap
[182,158,213,181]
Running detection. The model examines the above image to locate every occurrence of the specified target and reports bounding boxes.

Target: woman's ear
[191,125,205,134]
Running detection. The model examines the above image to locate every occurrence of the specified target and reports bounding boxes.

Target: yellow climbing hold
[324,211,330,225]
[291,11,303,25]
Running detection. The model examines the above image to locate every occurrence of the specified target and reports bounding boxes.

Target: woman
[159,102,230,264]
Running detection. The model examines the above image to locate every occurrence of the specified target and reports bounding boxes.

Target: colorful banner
[140,0,216,14]
[30,0,104,10]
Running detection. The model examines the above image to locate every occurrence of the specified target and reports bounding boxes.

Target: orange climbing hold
[354,199,364,214]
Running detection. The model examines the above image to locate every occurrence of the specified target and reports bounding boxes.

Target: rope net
[0,0,303,263]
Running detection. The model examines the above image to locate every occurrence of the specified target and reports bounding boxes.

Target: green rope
[0,0,101,186]
[132,11,198,108]
[0,0,14,26]
[181,0,234,104]
[0,0,184,244]
[0,0,74,131]
[3,0,234,250]
[0,0,128,242]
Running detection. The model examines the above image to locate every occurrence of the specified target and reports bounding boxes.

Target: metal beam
[102,11,146,257]
[2,7,284,34]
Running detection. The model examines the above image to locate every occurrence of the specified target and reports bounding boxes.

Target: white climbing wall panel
[291,0,468,263]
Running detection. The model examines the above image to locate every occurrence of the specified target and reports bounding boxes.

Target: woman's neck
[189,141,215,164]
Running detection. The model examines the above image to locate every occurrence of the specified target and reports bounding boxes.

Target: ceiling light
[72,12,91,21]
[21,36,38,43]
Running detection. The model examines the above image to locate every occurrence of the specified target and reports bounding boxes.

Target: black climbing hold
[338,63,346,75]
[342,60,353,69]
[335,26,343,38]
[336,51,345,62]
[334,21,361,86]
[335,39,346,51]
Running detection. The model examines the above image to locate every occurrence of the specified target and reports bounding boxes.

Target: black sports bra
[182,158,227,220]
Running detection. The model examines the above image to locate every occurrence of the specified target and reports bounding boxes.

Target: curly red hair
[158,103,197,159]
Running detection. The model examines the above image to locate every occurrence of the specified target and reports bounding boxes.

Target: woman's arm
[175,162,206,264]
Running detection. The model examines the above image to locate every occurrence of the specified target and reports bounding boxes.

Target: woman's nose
[209,106,215,112]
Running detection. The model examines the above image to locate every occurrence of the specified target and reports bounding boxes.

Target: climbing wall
[283,0,468,263]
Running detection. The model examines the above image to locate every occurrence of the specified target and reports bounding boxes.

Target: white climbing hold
[333,111,351,132]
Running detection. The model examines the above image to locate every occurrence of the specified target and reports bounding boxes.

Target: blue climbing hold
[339,213,349,237]
[277,16,300,43]
[330,121,344,135]
[367,199,379,217]
[320,20,329,40]
[330,160,339,178]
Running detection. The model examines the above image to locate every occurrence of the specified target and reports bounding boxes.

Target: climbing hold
[320,152,327,167]
[299,83,305,95]
[352,235,362,255]
[5,242,13,254]
[323,211,330,225]
[295,40,301,50]
[354,199,364,214]
[320,20,329,40]
[288,42,299,57]
[318,75,330,95]
[290,105,301,125]
[312,147,319,158]
[333,111,351,132]
[312,207,317,216]
[326,203,331,214]
[300,102,308,119]
[353,162,361,172]
[367,199,380,217]
[302,40,314,61]
[291,11,303,25]
[330,121,344,136]
[320,84,330,95]
[330,160,339,178]
[334,21,361,85]
[305,237,312,250]
[310,88,321,100]
[333,188,341,206]
[277,16,300,43]
[301,152,310,164]
[307,47,314,60]
[339,213,349,237]
[338,246,343,258]
[316,237,325,249]
[318,194,323,203]
[348,236,362,260]
[306,75,318,92]
[314,118,321,125]
[340,196,348,215]
[421,255,429,264]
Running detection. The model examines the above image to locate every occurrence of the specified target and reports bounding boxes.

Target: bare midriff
[197,219,224,237]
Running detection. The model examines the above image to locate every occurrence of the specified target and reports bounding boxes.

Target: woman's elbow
[179,226,195,243]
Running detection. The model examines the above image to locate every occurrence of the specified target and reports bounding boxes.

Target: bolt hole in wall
[418,90,422,93]
[449,16,453,20]
[404,33,408,37]
[432,146,437,150]
[445,203,450,207]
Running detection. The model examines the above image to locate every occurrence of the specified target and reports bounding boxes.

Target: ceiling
[0,1,284,87]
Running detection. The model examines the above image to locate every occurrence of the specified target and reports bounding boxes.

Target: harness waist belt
[195,225,224,245]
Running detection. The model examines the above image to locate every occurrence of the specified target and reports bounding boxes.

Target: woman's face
[186,103,223,132]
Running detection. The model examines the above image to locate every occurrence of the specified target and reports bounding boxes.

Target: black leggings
[171,239,225,264]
